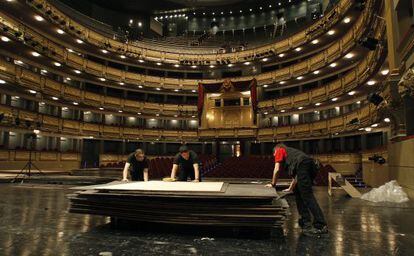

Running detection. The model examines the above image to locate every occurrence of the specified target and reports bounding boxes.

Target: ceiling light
[298,107,303,110]
[295,47,302,52]
[228,64,233,67]
[348,91,356,96]
[263,84,269,88]
[119,82,124,85]
[174,89,179,92]
[192,90,196,92]
[31,51,40,57]
[138,59,145,63]
[28,90,37,94]
[67,48,74,53]
[262,58,269,62]
[156,113,160,116]
[358,128,365,131]
[356,101,361,104]
[343,17,351,23]
[99,107,104,110]
[239,10,242,13]
[244,62,251,65]
[249,8,252,11]
[371,123,379,127]
[156,88,161,90]
[313,70,320,75]
[384,118,391,123]
[76,39,83,44]
[367,80,376,85]
[156,62,162,66]
[1,36,10,42]
[327,30,335,35]
[296,76,303,80]
[52,97,58,100]
[365,127,372,132]
[174,64,180,68]
[54,62,61,67]
[137,112,142,115]
[345,53,354,59]
[259,7,262,10]
[34,15,44,21]
[0,79,5,84]
[330,63,337,68]
[57,29,65,34]
[311,39,319,44]
[278,53,285,57]
[74,70,81,74]
[279,81,286,84]
[315,102,321,106]
[15,60,23,65]
[331,97,338,102]
[191,65,197,68]
[120,55,126,59]
[101,49,108,54]
[138,85,143,88]
[41,69,48,74]
[118,110,123,113]
[65,77,71,81]
[73,102,79,105]
[381,69,389,75]
[280,109,285,113]
[209,65,215,68]
[264,112,268,115]
[62,107,68,111]
[99,77,106,81]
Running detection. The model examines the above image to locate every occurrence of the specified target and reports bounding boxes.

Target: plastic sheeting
[361,180,409,203]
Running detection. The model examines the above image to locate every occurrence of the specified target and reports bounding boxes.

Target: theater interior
[0,0,414,255]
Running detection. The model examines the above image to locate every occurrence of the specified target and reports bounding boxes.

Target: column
[361,134,367,151]
[384,0,401,71]
[340,137,346,153]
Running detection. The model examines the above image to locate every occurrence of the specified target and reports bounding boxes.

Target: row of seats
[100,154,218,179]
[204,156,331,186]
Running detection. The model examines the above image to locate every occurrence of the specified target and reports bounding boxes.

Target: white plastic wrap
[361,180,409,203]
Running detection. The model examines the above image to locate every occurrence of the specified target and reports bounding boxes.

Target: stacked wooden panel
[68,182,288,229]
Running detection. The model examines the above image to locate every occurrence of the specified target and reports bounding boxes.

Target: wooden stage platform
[68,181,289,234]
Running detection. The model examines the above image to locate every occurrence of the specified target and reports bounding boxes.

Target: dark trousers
[178,168,201,181]
[294,159,326,229]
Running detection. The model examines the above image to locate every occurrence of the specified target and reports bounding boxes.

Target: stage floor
[1,184,413,255]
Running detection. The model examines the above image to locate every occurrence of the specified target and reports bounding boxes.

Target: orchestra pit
[1,0,414,255]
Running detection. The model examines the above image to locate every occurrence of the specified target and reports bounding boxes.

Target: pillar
[384,0,401,71]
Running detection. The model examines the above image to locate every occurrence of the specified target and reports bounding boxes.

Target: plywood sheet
[94,181,224,192]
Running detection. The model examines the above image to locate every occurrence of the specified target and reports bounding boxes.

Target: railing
[28,0,353,61]
[0,3,373,91]
[0,102,377,140]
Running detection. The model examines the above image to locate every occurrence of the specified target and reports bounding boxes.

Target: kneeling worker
[122,149,149,182]
[170,145,201,182]
[267,143,327,235]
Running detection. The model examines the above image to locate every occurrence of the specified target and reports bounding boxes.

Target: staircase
[343,175,368,188]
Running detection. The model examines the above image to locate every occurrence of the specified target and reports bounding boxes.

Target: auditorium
[0,0,414,255]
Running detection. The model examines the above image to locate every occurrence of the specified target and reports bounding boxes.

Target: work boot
[303,226,328,236]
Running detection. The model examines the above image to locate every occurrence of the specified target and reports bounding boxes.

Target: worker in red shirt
[266,143,328,236]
